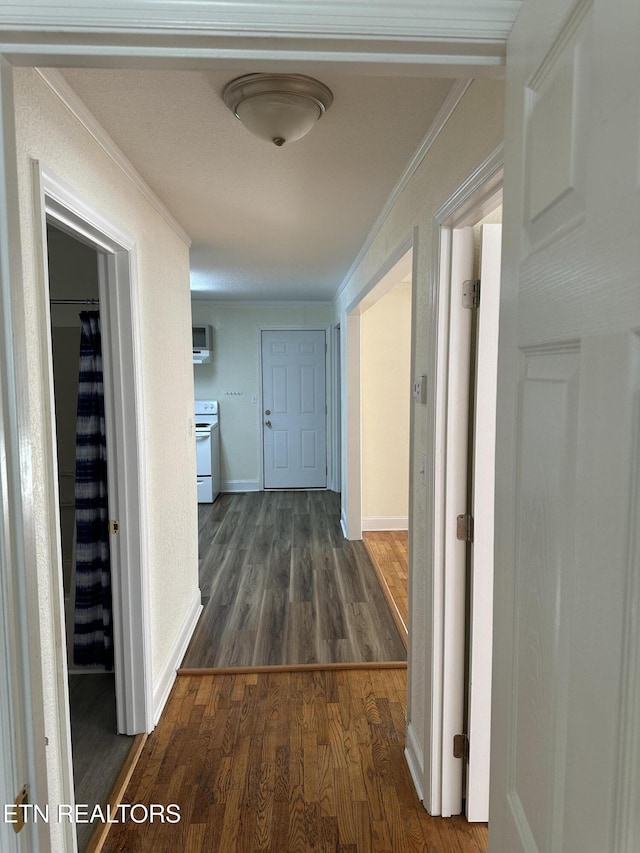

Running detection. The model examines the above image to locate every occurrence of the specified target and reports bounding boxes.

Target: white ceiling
[58,68,454,301]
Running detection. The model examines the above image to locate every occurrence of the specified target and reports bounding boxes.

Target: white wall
[12,67,199,843]
[191,300,333,490]
[361,285,411,528]
[334,78,505,804]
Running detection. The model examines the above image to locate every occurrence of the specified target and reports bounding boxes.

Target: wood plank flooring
[102,670,488,853]
[362,532,408,644]
[181,492,407,669]
[68,674,134,852]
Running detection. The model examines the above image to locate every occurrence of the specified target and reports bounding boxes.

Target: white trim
[434,144,504,225]
[35,68,192,249]
[361,516,408,531]
[0,2,521,41]
[613,394,640,853]
[0,2,518,76]
[330,322,341,494]
[335,79,472,303]
[35,162,154,737]
[152,589,202,726]
[221,479,260,494]
[0,58,50,853]
[191,298,333,308]
[343,311,362,540]
[404,723,425,804]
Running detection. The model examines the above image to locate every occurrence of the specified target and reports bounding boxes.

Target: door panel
[262,330,327,489]
[491,1,640,851]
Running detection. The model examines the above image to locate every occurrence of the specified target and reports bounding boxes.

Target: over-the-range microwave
[192,324,213,364]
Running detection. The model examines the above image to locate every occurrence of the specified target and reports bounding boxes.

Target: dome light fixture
[222,73,333,147]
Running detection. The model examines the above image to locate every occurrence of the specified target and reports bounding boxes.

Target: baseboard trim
[362,516,409,531]
[405,722,425,804]
[152,588,202,725]
[222,479,260,493]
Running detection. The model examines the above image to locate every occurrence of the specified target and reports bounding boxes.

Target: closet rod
[50,298,99,305]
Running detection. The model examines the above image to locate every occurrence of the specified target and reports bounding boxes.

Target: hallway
[180,491,407,669]
[102,669,488,852]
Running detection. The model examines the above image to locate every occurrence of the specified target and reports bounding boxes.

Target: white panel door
[262,329,327,489]
[466,223,501,823]
[491,2,640,852]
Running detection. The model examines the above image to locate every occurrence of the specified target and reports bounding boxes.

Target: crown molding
[0,2,521,39]
[0,2,520,70]
[334,78,472,304]
[35,68,192,247]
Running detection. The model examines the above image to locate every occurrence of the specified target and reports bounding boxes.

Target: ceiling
[58,68,454,301]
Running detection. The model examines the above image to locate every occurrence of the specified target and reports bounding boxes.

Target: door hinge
[453,733,469,761]
[109,519,120,534]
[10,785,28,833]
[456,513,474,543]
[462,278,481,309]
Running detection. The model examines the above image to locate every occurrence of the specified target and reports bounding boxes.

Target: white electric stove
[195,399,220,503]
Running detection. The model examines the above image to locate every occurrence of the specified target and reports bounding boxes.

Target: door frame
[257,325,331,491]
[330,322,341,494]
[420,145,503,816]
[34,162,153,741]
[0,107,39,846]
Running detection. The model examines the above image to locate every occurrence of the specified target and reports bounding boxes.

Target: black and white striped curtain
[73,311,113,669]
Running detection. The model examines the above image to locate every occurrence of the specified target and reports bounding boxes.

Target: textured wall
[361,285,411,524]
[13,67,199,842]
[191,300,333,488]
[334,78,505,782]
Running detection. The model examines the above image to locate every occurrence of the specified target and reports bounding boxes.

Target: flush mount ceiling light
[222,73,333,147]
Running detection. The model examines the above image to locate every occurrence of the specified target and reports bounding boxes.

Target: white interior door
[466,223,501,823]
[262,329,327,489]
[491,1,640,851]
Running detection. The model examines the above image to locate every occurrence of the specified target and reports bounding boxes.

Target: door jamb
[424,145,503,816]
[257,325,331,491]
[33,162,153,739]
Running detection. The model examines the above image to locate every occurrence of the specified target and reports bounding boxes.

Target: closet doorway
[47,224,133,850]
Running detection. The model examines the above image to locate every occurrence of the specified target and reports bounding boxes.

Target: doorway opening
[343,242,414,646]
[33,162,153,849]
[46,223,134,850]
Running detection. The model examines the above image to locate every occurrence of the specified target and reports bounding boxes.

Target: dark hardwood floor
[180,491,407,669]
[102,670,488,853]
[68,674,133,851]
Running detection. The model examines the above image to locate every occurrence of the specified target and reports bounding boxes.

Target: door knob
[265,420,272,428]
